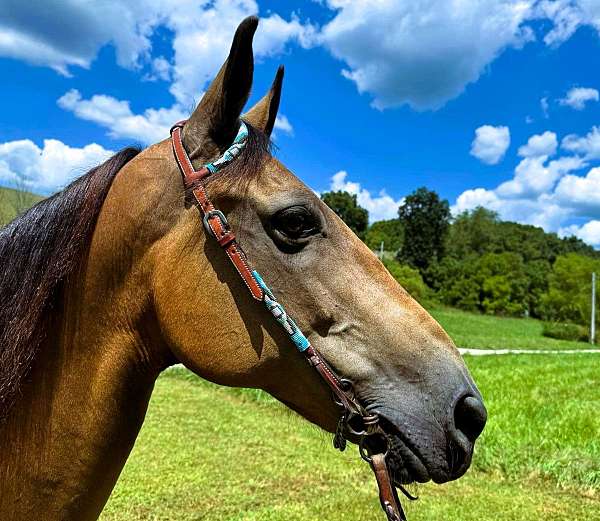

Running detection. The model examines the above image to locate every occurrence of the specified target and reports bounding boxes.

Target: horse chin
[377,416,448,486]
[386,434,431,485]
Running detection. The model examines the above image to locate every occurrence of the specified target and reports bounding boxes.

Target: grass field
[431,307,595,350]
[0,186,43,226]
[102,354,600,521]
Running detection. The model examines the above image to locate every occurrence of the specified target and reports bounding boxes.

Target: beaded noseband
[170,119,414,521]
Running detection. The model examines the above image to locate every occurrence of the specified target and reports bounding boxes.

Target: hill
[0,186,44,226]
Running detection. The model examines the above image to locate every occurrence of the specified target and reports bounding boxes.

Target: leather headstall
[170,119,412,521]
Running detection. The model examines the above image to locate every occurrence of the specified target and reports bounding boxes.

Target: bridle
[171,119,415,520]
[170,119,415,521]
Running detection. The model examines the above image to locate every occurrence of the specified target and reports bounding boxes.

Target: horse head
[140,16,486,487]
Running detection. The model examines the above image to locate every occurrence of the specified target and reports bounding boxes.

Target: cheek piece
[170,119,415,521]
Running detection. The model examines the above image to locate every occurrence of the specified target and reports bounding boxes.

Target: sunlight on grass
[431,307,596,350]
[102,357,600,521]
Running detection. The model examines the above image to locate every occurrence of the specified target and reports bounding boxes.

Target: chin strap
[170,119,414,521]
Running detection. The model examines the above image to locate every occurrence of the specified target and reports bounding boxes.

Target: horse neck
[0,219,173,521]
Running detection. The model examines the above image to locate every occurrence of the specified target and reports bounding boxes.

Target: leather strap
[170,120,368,407]
[305,345,363,416]
[171,122,264,301]
[171,120,212,184]
[370,454,407,521]
[170,118,409,521]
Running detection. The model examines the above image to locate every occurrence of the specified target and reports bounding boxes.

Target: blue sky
[2,1,600,245]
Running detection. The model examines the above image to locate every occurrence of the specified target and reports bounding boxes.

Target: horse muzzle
[369,387,487,485]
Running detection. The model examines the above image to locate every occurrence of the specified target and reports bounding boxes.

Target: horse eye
[272,206,319,240]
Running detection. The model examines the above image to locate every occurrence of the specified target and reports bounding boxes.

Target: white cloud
[555,167,600,217]
[518,131,558,157]
[320,0,534,110]
[453,188,569,231]
[4,0,600,120]
[273,114,294,136]
[330,171,403,222]
[45,2,315,145]
[0,138,113,194]
[497,155,585,198]
[254,13,317,56]
[536,0,600,46]
[470,125,511,165]
[57,89,186,144]
[145,56,172,82]
[453,126,598,233]
[1,1,314,145]
[562,126,600,160]
[560,220,600,247]
[0,1,162,75]
[453,188,500,215]
[162,3,316,108]
[558,86,599,110]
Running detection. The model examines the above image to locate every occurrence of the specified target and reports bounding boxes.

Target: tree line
[321,189,600,339]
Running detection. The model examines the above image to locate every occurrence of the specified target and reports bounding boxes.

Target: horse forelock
[189,121,272,196]
[0,147,140,420]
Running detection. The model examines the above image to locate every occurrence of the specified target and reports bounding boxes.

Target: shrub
[365,219,403,253]
[540,253,600,326]
[433,252,528,316]
[382,259,432,305]
[542,322,589,342]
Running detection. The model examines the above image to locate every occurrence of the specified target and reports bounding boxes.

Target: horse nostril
[454,395,487,442]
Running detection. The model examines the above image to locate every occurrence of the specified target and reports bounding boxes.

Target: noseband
[170,120,414,521]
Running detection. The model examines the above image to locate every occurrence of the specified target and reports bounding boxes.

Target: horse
[0,17,486,521]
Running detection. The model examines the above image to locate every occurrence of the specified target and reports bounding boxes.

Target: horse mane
[201,121,272,192]
[0,147,140,420]
[0,124,269,421]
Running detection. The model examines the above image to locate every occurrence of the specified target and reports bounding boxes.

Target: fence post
[591,272,596,345]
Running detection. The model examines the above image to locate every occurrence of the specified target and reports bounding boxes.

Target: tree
[540,253,600,326]
[397,187,450,273]
[432,252,528,316]
[478,252,528,316]
[321,191,368,238]
[525,259,552,317]
[448,207,498,258]
[365,219,403,252]
[382,258,431,305]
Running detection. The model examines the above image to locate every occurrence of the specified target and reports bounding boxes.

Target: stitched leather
[223,242,264,300]
[370,454,407,521]
[304,346,359,414]
[171,118,403,521]
[172,124,264,301]
[171,122,211,183]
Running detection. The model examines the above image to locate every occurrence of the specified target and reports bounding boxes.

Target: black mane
[0,147,139,419]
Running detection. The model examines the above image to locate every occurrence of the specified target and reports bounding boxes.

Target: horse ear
[183,16,258,157]
[242,66,284,137]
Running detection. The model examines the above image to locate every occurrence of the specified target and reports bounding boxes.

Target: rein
[170,120,412,521]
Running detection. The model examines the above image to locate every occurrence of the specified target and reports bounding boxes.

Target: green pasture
[0,186,43,226]
[431,307,596,350]
[102,354,600,521]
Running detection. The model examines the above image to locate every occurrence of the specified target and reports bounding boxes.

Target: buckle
[203,209,229,239]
